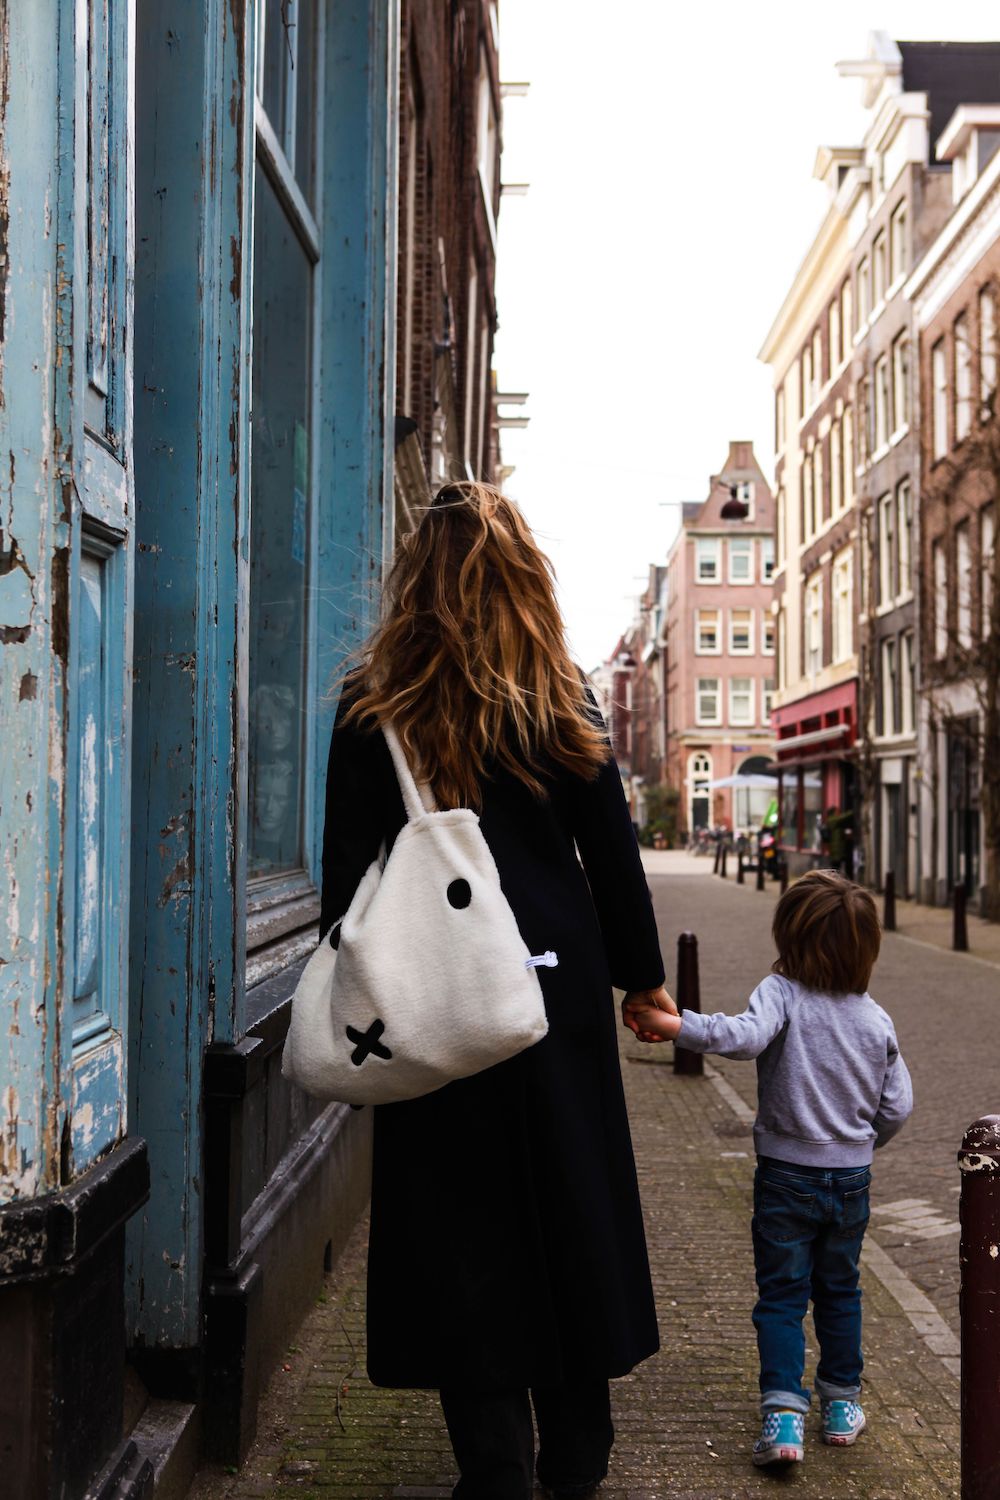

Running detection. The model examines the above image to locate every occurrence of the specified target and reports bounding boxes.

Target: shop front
[770,680,859,876]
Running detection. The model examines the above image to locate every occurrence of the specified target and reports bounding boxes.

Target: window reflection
[248,164,312,875]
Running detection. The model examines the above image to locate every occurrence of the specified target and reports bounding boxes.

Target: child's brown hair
[772,869,881,994]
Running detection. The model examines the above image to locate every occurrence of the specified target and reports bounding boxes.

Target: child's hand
[621,986,682,1044]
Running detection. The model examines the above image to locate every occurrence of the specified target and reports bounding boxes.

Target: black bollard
[756,855,766,892]
[673,931,703,1078]
[737,852,745,885]
[780,858,789,894]
[883,869,896,932]
[958,1117,1000,1499]
[954,883,969,952]
[720,845,728,880]
[713,840,721,875]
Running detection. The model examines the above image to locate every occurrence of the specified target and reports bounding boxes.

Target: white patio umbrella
[707,773,779,790]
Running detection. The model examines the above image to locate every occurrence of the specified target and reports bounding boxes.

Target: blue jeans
[752,1156,871,1414]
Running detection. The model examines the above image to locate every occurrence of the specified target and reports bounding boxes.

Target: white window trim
[695,537,721,584]
[694,608,722,655]
[760,536,775,583]
[695,676,722,727]
[762,612,776,656]
[832,551,853,664]
[805,576,823,677]
[727,537,754,585]
[728,677,755,727]
[728,608,754,655]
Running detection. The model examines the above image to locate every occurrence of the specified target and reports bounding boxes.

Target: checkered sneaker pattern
[752,1410,805,1466]
[821,1399,866,1446]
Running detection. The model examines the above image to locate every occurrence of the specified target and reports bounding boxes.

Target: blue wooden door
[65,0,135,1173]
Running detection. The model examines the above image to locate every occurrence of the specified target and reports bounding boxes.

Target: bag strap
[382,723,437,821]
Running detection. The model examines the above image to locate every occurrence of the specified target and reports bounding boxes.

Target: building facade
[761,145,858,872]
[663,443,776,838]
[907,108,1000,913]
[846,38,1000,898]
[0,4,504,1497]
[394,0,505,525]
[761,33,1000,883]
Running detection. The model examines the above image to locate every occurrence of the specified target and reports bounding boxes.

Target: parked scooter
[758,827,780,880]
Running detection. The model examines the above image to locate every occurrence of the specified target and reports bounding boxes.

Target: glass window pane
[248,164,312,876]
[294,0,317,202]
[261,0,290,141]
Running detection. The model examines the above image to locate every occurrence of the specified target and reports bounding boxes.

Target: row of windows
[695,675,775,728]
[858,333,910,460]
[694,607,775,656]
[874,480,913,610]
[931,288,997,461]
[877,630,916,740]
[790,200,909,425]
[799,405,856,545]
[931,506,996,657]
[695,535,774,585]
[802,547,854,677]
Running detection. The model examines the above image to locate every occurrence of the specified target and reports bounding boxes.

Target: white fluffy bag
[280,724,552,1105]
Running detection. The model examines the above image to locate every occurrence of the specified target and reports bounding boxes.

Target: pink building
[664,443,776,836]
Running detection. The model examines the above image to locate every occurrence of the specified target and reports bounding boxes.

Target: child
[623,869,912,1468]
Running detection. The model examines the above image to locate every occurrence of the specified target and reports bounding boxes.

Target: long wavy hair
[340,481,609,808]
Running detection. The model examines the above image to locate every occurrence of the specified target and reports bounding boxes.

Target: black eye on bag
[447,878,472,909]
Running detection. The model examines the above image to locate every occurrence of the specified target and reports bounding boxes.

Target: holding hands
[621,985,683,1044]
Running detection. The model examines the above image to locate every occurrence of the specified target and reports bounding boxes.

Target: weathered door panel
[0,0,134,1199]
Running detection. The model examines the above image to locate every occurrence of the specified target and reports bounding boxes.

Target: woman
[320,483,676,1500]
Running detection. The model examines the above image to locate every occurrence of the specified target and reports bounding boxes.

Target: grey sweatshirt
[677,973,913,1167]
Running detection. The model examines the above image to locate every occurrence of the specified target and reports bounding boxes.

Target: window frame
[890,200,907,284]
[955,315,972,443]
[932,339,948,460]
[760,535,775,583]
[857,256,871,326]
[891,333,909,435]
[728,607,754,655]
[878,491,895,607]
[762,612,776,656]
[805,575,823,676]
[874,354,889,451]
[881,636,898,737]
[896,479,912,600]
[982,505,996,636]
[728,676,754,727]
[956,520,973,646]
[694,607,722,655]
[933,540,948,658]
[900,631,915,736]
[872,231,887,308]
[832,548,853,664]
[695,675,722,727]
[695,536,721,583]
[246,0,326,933]
[728,536,753,585]
[980,285,997,414]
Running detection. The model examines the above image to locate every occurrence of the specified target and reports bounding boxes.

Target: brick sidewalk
[188,970,960,1498]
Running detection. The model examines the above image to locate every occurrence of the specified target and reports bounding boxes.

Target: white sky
[493,3,999,669]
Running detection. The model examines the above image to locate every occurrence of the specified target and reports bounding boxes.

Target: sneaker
[752,1409,805,1466]
[821,1398,866,1445]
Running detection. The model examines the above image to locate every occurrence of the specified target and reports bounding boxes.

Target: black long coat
[320,693,665,1391]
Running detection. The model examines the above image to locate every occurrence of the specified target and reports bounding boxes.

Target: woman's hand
[621,984,680,1044]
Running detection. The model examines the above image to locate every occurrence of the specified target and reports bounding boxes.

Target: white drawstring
[525,951,559,969]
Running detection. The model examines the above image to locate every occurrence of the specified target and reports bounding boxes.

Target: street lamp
[720,482,750,521]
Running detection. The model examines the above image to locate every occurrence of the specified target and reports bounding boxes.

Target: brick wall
[396,0,501,492]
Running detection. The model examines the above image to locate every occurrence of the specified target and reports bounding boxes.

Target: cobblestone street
[188,856,986,1499]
